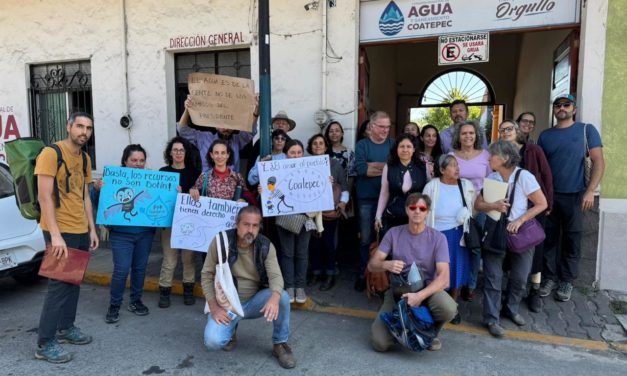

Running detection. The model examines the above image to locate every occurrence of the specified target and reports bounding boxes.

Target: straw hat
[271,110,296,131]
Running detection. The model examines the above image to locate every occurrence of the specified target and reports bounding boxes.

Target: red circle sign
[441,43,460,62]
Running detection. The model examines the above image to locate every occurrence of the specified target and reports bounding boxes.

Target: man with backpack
[34,112,99,363]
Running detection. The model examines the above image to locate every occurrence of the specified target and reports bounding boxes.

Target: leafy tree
[415,88,483,131]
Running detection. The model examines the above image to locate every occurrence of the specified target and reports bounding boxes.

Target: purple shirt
[452,149,491,191]
[177,121,257,172]
[378,225,449,284]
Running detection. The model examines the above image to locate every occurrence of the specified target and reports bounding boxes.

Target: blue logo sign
[379,1,404,36]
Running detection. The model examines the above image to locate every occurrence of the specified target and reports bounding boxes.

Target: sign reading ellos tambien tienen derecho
[439,33,489,65]
[360,0,580,43]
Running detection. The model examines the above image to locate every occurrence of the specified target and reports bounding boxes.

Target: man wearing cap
[246,110,296,182]
[537,94,604,302]
[177,95,259,173]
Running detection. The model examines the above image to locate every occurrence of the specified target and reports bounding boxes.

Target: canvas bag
[204,231,245,317]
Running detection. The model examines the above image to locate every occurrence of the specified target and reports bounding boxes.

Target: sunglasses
[553,102,573,109]
[408,204,428,212]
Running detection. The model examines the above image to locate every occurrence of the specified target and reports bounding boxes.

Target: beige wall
[513,29,571,137]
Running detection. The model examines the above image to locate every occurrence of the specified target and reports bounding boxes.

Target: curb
[83,270,627,353]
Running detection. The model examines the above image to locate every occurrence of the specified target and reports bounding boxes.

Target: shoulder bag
[275,213,308,234]
[457,179,482,249]
[505,170,546,254]
[213,231,245,317]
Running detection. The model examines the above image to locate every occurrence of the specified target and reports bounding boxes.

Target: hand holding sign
[187,73,256,132]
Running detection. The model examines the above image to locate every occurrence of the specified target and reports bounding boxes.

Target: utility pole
[259,0,272,156]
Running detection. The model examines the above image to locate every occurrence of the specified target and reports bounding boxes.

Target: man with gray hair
[201,206,295,369]
[354,111,394,291]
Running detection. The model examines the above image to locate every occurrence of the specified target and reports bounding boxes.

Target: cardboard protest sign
[187,73,255,132]
[170,194,248,253]
[96,166,179,227]
[258,155,334,217]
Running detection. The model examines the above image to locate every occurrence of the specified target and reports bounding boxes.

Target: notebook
[38,246,91,285]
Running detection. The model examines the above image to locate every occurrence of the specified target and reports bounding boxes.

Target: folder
[38,246,91,285]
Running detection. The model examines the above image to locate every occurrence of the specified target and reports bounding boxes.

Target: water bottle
[408,262,424,292]
[233,185,242,201]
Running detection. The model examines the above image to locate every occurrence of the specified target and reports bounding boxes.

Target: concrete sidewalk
[84,243,627,353]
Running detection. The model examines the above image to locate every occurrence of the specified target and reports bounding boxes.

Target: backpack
[4,137,87,221]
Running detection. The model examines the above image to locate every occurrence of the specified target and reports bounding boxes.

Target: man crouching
[369,193,458,352]
[201,205,295,369]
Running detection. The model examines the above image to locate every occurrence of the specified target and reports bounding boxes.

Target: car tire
[13,266,42,284]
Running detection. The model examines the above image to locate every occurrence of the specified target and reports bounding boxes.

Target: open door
[357,47,371,130]
[551,30,579,124]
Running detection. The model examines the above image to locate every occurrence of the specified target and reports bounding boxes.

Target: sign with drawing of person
[258,155,334,217]
[96,166,179,227]
[170,194,248,253]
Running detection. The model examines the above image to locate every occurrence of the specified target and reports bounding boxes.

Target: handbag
[365,231,390,298]
[457,179,482,249]
[384,195,407,219]
[482,171,521,255]
[214,231,244,317]
[275,213,307,234]
[507,217,545,254]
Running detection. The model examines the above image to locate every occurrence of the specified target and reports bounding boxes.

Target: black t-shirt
[159,165,200,193]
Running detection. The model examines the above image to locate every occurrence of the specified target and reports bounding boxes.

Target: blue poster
[96,166,179,227]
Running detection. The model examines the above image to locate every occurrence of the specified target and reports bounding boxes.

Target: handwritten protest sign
[96,166,179,227]
[187,73,255,132]
[170,194,247,252]
[258,155,334,217]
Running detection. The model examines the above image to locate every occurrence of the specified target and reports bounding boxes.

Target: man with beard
[537,94,604,302]
[201,206,295,369]
[177,94,258,172]
[34,112,99,363]
[439,100,488,154]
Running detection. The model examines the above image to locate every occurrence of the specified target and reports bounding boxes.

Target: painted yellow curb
[83,270,627,353]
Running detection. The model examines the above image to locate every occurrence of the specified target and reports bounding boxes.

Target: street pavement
[1,278,626,376]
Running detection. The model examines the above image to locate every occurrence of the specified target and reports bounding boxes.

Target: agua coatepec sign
[360,0,581,43]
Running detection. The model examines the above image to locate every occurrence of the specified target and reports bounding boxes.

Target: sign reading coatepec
[360,0,581,43]
[438,33,489,65]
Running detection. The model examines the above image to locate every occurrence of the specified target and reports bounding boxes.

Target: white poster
[360,0,581,43]
[258,155,334,217]
[170,194,247,253]
[438,33,489,65]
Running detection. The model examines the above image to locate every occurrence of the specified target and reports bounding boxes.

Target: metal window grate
[29,61,96,168]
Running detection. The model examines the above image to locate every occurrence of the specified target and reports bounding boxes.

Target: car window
[0,165,15,199]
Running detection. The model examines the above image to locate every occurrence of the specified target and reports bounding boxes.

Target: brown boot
[183,283,196,305]
[272,343,296,369]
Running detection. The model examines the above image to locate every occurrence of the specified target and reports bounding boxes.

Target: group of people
[32,91,604,367]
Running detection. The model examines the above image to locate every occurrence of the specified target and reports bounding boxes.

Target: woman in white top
[422,154,475,324]
[474,140,547,338]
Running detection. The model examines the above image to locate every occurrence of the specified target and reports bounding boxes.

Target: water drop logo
[379,1,404,36]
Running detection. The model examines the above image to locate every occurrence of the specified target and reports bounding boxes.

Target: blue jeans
[204,289,291,350]
[358,199,377,277]
[468,212,486,289]
[109,229,155,306]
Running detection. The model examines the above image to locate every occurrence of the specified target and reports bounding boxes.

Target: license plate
[0,250,18,271]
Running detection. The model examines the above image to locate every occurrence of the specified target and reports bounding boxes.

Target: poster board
[187,73,255,132]
[96,166,179,227]
[170,194,247,253]
[258,155,334,217]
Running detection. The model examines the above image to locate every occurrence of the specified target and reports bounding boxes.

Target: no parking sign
[438,32,489,65]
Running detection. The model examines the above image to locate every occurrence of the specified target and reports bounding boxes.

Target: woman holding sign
[105,144,157,324]
[273,139,324,304]
[157,137,202,309]
[189,139,254,204]
[307,134,349,291]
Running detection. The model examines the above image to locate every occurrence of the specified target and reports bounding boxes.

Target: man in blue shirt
[354,111,394,291]
[537,94,604,302]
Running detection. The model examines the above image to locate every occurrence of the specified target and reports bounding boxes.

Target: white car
[0,161,46,282]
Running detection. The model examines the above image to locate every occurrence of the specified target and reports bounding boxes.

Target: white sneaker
[295,288,307,304]
[286,288,295,303]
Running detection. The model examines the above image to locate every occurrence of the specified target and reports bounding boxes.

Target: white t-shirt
[434,181,463,231]
[487,167,541,221]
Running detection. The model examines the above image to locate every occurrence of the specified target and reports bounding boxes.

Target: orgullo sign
[360,0,581,43]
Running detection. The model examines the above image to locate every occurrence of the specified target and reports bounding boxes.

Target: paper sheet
[483,178,509,220]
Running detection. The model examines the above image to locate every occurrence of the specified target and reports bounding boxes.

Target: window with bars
[175,49,251,126]
[29,61,96,168]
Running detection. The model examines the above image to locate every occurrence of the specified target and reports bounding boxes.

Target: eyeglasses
[499,127,515,134]
[172,149,185,154]
[553,102,573,109]
[273,136,287,141]
[407,204,428,212]
[519,119,535,125]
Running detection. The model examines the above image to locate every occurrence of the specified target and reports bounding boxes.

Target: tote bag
[209,231,245,317]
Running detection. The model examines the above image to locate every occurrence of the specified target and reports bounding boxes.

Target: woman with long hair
[418,124,443,181]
